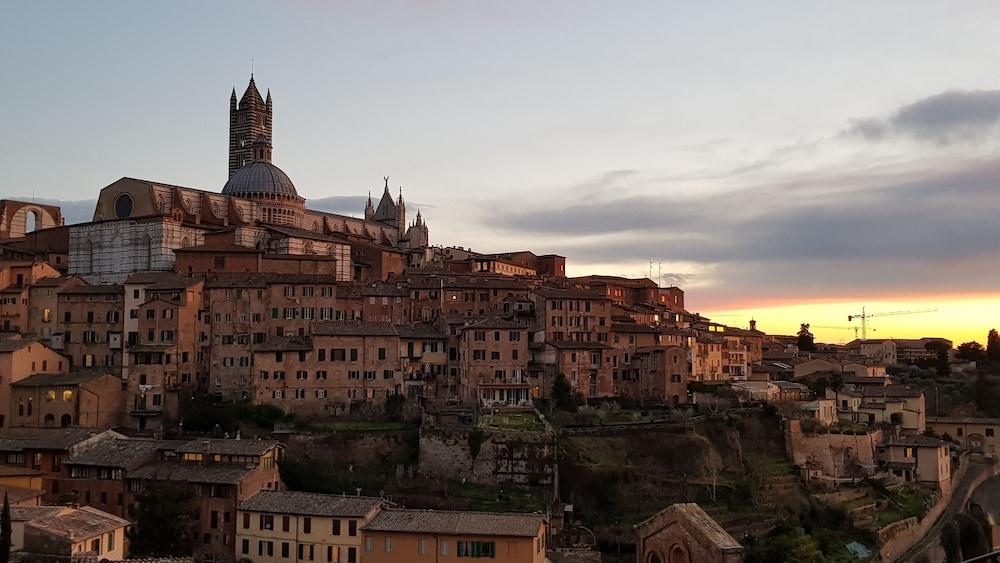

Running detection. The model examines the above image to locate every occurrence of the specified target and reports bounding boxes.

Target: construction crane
[812,325,864,339]
[847,307,937,340]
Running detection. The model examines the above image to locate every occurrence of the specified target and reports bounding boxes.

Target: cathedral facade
[69,77,430,284]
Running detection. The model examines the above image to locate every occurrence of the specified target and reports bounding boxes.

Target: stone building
[0,200,63,241]
[68,76,431,285]
[635,503,743,563]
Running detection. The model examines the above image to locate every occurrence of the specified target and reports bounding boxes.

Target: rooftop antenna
[251,57,254,77]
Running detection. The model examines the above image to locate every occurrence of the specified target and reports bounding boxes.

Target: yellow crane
[847,307,937,340]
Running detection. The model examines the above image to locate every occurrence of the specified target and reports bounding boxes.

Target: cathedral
[69,76,430,283]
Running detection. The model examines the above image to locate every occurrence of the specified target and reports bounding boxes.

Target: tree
[127,480,197,556]
[699,448,723,503]
[797,324,816,353]
[956,341,986,362]
[989,330,1000,362]
[551,374,582,412]
[0,494,9,563]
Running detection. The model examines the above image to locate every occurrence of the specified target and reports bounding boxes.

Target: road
[898,459,993,563]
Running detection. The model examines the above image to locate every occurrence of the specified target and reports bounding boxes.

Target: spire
[266,89,272,104]
[365,190,375,221]
[230,87,237,101]
[383,176,391,196]
[416,208,423,226]
[397,186,404,206]
[240,74,264,106]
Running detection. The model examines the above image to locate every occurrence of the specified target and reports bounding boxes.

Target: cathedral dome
[222,162,299,199]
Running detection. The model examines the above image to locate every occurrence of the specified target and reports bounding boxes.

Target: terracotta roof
[239,491,383,517]
[363,508,544,537]
[396,324,447,339]
[547,340,613,350]
[461,317,526,331]
[0,428,114,451]
[0,484,45,504]
[927,416,1000,425]
[886,435,947,448]
[257,336,313,352]
[312,321,397,337]
[531,286,608,300]
[10,506,65,522]
[176,438,281,456]
[0,337,38,353]
[26,505,129,541]
[129,460,254,485]
[59,284,123,295]
[12,371,113,387]
[66,438,173,470]
[611,322,659,334]
[634,503,742,552]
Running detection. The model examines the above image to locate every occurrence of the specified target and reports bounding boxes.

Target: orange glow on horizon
[699,295,1000,346]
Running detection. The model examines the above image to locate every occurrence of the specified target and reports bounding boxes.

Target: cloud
[845,89,1000,145]
[489,156,1000,307]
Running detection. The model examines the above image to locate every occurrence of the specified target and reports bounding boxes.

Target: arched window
[60,414,72,427]
[669,545,689,563]
[43,413,55,427]
[25,209,40,233]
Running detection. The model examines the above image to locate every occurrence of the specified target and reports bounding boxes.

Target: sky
[3,1,1000,344]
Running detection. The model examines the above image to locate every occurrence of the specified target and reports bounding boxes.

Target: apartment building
[236,491,384,563]
[25,276,85,343]
[54,284,123,370]
[458,317,531,406]
[21,505,129,561]
[127,276,204,430]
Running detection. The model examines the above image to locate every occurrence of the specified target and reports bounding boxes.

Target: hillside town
[0,76,996,563]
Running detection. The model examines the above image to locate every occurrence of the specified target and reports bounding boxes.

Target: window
[243,513,251,529]
[347,547,357,563]
[282,542,290,558]
[457,541,496,558]
[260,514,274,530]
[384,536,392,552]
[364,538,373,552]
[348,520,357,536]
[303,517,312,534]
[378,348,386,360]
[92,538,101,553]
[419,538,428,555]
[282,516,290,532]
[989,428,995,438]
[441,541,449,556]
[107,530,115,552]
[332,519,341,535]
[242,539,250,554]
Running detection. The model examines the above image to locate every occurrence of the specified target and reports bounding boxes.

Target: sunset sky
[3,2,1000,345]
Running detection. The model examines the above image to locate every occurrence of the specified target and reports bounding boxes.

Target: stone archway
[647,552,663,563]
